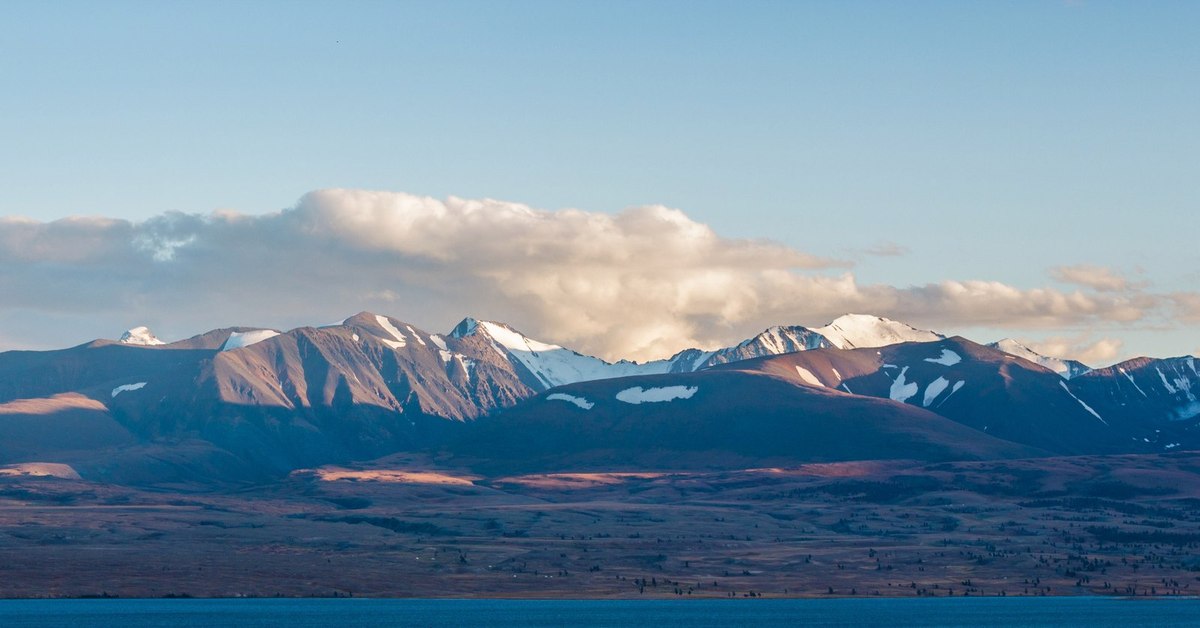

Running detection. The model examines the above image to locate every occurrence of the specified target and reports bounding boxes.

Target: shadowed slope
[452,368,1042,474]
[729,338,1184,455]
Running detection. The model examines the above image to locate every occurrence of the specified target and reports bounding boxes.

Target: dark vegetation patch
[1076,480,1176,499]
[324,496,373,510]
[0,488,84,505]
[323,515,455,536]
[1018,497,1183,519]
[789,476,942,503]
[1085,526,1200,544]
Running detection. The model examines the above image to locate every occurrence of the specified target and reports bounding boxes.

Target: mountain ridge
[1,310,1195,486]
[83,312,1183,372]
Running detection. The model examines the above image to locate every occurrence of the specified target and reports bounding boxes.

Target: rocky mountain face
[0,311,1195,485]
[1070,356,1200,428]
[724,338,1199,456]
[0,313,537,481]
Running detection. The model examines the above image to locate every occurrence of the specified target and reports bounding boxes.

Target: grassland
[1,452,1199,599]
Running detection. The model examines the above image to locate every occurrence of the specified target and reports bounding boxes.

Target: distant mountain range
[1,312,1196,485]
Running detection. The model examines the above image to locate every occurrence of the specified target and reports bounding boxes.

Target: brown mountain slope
[723,337,1169,455]
[451,368,1043,474]
[0,393,138,461]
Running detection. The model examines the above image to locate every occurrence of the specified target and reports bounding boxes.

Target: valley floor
[1,453,1199,599]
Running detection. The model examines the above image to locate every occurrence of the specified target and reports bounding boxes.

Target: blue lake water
[0,597,1197,627]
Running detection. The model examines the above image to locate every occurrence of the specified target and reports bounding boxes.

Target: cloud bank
[1019,336,1126,365]
[0,189,1188,361]
[1051,264,1139,293]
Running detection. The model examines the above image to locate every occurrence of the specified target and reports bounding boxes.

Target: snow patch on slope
[221,329,281,351]
[1118,367,1147,397]
[1154,364,1197,404]
[794,366,824,387]
[375,315,408,349]
[547,393,594,410]
[888,366,919,403]
[923,377,950,407]
[924,349,962,366]
[111,382,147,398]
[1157,367,1178,395]
[1059,381,1108,425]
[616,385,698,404]
[937,380,966,408]
[455,355,474,377]
[689,350,717,371]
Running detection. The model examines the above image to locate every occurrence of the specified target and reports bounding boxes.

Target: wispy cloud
[863,241,910,257]
[0,189,1191,361]
[1018,335,1125,365]
[1050,264,1139,293]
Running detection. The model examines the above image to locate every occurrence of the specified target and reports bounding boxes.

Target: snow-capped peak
[451,318,573,357]
[475,320,565,355]
[449,317,480,339]
[740,325,830,351]
[696,325,830,368]
[119,326,165,346]
[451,318,677,390]
[989,338,1091,379]
[815,314,944,349]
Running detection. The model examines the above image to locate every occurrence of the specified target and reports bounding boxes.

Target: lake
[0,597,1197,627]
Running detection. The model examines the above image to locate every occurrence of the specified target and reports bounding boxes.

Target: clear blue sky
[2,1,1197,359]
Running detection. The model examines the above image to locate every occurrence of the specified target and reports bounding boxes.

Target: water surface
[0,597,1196,627]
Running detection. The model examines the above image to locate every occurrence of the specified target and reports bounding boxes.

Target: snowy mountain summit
[450,317,673,389]
[814,314,944,349]
[988,339,1092,379]
[118,326,165,346]
[446,314,959,390]
[449,317,839,390]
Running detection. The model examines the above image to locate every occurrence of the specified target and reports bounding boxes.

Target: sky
[1,1,1197,364]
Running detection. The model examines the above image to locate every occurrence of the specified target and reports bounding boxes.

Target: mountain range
[1,312,1196,485]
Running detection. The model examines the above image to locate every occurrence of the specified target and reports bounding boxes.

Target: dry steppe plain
[2,452,1199,599]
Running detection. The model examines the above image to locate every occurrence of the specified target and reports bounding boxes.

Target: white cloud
[1050,264,1135,292]
[0,189,1191,361]
[1018,336,1125,365]
[885,280,1150,328]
